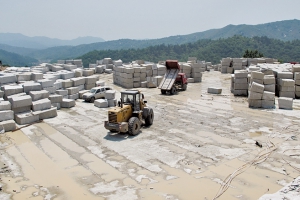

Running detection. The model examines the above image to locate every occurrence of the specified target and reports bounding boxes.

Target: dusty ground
[0,71,300,200]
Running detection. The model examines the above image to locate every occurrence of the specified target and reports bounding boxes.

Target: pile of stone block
[0,101,16,132]
[293,65,300,99]
[221,58,232,73]
[275,72,295,98]
[231,70,248,96]
[57,59,83,68]
[104,90,116,107]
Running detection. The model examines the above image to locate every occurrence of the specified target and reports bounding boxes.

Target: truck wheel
[90,97,95,103]
[182,84,187,91]
[161,89,166,94]
[128,117,140,136]
[170,87,176,95]
[145,108,154,126]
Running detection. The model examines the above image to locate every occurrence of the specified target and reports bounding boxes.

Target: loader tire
[145,108,154,126]
[170,87,176,95]
[128,117,140,136]
[161,89,166,94]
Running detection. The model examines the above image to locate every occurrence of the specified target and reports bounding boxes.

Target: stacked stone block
[221,58,232,73]
[276,72,295,98]
[104,90,116,107]
[232,70,248,96]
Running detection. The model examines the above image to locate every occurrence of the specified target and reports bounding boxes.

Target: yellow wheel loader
[104,90,154,135]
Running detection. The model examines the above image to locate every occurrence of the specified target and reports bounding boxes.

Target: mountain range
[0,19,300,66]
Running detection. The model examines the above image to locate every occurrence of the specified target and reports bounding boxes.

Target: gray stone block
[94,99,108,108]
[251,71,264,80]
[52,65,64,72]
[85,76,98,84]
[37,79,55,88]
[32,98,52,111]
[43,86,56,94]
[68,93,79,100]
[262,100,275,109]
[248,91,263,100]
[85,83,95,90]
[0,90,3,98]
[262,91,275,100]
[71,77,86,86]
[207,87,222,94]
[264,84,275,92]
[77,84,84,91]
[51,103,61,110]
[16,73,32,82]
[15,112,40,125]
[234,83,248,90]
[279,86,295,92]
[234,78,248,84]
[279,79,295,87]
[2,85,24,98]
[263,75,275,85]
[248,99,262,108]
[250,78,264,85]
[61,80,73,88]
[0,101,11,111]
[54,81,62,90]
[29,90,50,101]
[48,95,63,103]
[279,91,295,98]
[108,99,117,107]
[294,72,300,80]
[56,90,68,96]
[277,72,293,79]
[278,97,293,110]
[0,110,14,122]
[83,70,94,77]
[22,82,42,94]
[60,72,75,80]
[61,99,75,108]
[12,105,31,114]
[0,74,17,85]
[33,107,57,120]
[0,120,16,132]
[249,82,264,93]
[9,95,32,109]
[105,90,116,100]
[31,73,43,81]
[67,87,79,95]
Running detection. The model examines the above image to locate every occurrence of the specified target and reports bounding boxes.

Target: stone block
[94,99,108,108]
[279,79,295,87]
[33,107,57,120]
[248,99,262,108]
[85,83,95,90]
[32,98,52,111]
[250,78,264,85]
[141,81,147,88]
[108,99,117,107]
[29,90,49,101]
[60,71,75,80]
[0,101,11,111]
[227,67,233,74]
[9,95,32,109]
[43,86,56,94]
[52,65,64,72]
[11,104,30,114]
[22,82,42,94]
[248,91,263,100]
[233,90,247,96]
[234,83,248,90]
[71,77,86,86]
[234,78,248,84]
[48,95,63,103]
[14,112,40,125]
[249,82,264,93]
[0,90,3,98]
[277,72,293,79]
[68,93,79,100]
[54,81,62,90]
[294,72,300,80]
[0,74,17,84]
[37,79,55,88]
[261,100,275,109]
[2,85,24,98]
[61,80,73,88]
[207,87,222,94]
[279,91,295,98]
[0,120,16,132]
[279,86,295,92]
[31,73,43,81]
[0,110,14,122]
[194,77,202,82]
[262,91,275,100]
[292,65,300,73]
[52,103,61,110]
[264,84,275,92]
[278,97,293,110]
[251,71,264,80]
[263,75,276,85]
[61,99,75,108]
[105,90,116,100]
[56,90,68,96]
[96,81,105,86]
[83,70,94,77]
[67,87,79,95]
[296,85,300,92]
[296,80,300,85]
[85,76,98,85]
[16,73,32,82]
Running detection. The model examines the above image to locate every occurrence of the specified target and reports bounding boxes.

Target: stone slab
[262,100,275,109]
[263,75,276,85]
[249,82,264,93]
[61,99,76,108]
[43,86,56,94]
[279,91,295,98]
[248,99,262,108]
[12,105,31,114]
[94,99,108,108]
[33,107,57,120]
[56,90,68,96]
[61,80,73,88]
[51,103,61,110]
[48,95,63,103]
[251,71,264,80]
[277,72,293,79]
[264,84,275,93]
[248,91,263,100]
[105,90,116,100]
[207,87,222,94]
[22,82,42,94]
[234,78,248,84]
[71,77,86,86]
[279,79,295,87]
[0,101,11,111]
[29,90,50,101]
[32,98,52,111]
[2,85,24,98]
[108,99,117,107]
[262,91,275,100]
[0,110,14,122]
[234,83,248,90]
[9,95,32,109]
[68,93,79,100]
[37,79,55,88]
[67,87,79,95]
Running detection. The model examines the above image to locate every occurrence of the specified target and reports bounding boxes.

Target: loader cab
[121,90,141,111]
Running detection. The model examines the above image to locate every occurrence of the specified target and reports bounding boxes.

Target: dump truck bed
[158,60,181,90]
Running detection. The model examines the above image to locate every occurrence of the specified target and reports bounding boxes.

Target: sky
[1,0,300,41]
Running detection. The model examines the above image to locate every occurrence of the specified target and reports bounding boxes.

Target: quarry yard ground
[1,70,300,200]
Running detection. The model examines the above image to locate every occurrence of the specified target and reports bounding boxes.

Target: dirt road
[0,71,299,199]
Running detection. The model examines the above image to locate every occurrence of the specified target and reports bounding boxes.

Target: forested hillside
[78,36,300,66]
[0,49,38,66]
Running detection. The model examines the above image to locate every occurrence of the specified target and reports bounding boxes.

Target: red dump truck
[158,60,188,95]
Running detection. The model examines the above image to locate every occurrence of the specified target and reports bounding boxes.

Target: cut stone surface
[279,91,295,98]
[263,75,276,85]
[278,97,293,110]
[248,99,262,108]
[207,87,222,94]
[43,86,56,94]
[22,82,42,94]
[234,83,248,90]
[12,105,31,114]
[108,99,117,107]
[249,82,264,93]
[0,120,16,132]
[67,87,79,95]
[61,99,75,108]
[71,77,86,86]
[37,79,55,88]
[33,107,57,120]
[48,95,63,103]
[262,100,275,109]
[29,90,50,101]
[51,103,61,110]
[85,83,95,90]
[0,90,3,98]
[248,91,263,100]
[16,73,32,82]
[234,78,248,84]
[251,71,264,80]
[105,90,116,100]
[264,84,276,92]
[2,85,24,98]
[32,98,52,111]
[9,95,32,109]
[262,91,275,100]
[0,101,11,111]
[277,72,293,79]
[56,90,68,96]
[0,110,14,122]
[279,86,295,92]
[250,78,263,85]
[279,79,295,87]
[14,112,40,125]
[31,73,43,81]
[61,80,73,88]
[0,74,17,85]
[94,99,108,108]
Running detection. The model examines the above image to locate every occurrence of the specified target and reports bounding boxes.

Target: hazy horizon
[1,0,300,41]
